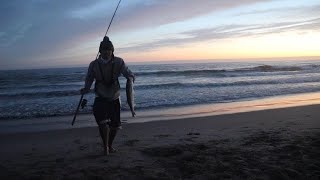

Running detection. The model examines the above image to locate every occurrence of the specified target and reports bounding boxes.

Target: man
[80,36,135,155]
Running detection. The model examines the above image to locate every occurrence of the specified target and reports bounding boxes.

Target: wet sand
[0,104,319,179]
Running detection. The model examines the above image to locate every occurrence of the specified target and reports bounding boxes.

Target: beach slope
[0,105,319,179]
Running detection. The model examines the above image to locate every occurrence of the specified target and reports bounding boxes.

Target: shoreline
[0,104,319,178]
[1,91,320,134]
[2,103,319,136]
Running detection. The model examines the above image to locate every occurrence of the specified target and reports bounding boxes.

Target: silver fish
[126,78,135,117]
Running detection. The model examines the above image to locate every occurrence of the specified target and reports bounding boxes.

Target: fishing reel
[81,99,87,109]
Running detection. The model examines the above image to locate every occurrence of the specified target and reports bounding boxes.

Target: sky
[0,0,320,70]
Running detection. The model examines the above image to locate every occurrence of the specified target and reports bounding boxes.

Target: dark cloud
[0,0,272,69]
[0,0,109,66]
[0,0,106,45]
[0,0,272,47]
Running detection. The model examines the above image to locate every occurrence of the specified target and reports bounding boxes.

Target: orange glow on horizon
[120,31,320,62]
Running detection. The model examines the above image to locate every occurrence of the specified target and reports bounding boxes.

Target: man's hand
[129,76,135,83]
[80,88,90,95]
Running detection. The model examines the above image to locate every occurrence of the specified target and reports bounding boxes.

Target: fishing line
[95,0,122,60]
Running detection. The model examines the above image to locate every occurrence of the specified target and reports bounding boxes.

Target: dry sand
[0,105,319,179]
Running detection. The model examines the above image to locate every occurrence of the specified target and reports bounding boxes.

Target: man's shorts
[93,97,121,128]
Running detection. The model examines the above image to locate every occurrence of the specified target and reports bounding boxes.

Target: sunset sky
[0,0,320,70]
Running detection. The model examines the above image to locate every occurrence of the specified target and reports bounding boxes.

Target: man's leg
[108,98,121,153]
[98,123,110,155]
[93,97,110,155]
[108,127,118,152]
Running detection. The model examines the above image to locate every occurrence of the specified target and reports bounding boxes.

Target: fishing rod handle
[72,94,84,126]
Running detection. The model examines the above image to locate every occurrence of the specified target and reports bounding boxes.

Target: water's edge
[1,92,319,134]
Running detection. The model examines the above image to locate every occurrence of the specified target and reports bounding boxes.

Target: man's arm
[81,61,95,94]
[120,59,135,82]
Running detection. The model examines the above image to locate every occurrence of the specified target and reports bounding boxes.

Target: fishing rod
[72,0,122,126]
[95,0,122,60]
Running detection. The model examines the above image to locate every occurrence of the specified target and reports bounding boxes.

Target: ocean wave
[0,89,85,99]
[0,83,82,90]
[135,69,227,76]
[134,64,316,77]
[0,73,85,86]
[2,78,319,98]
[246,65,302,72]
[134,78,320,90]
[2,88,320,120]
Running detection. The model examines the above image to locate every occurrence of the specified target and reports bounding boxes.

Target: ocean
[1,60,320,120]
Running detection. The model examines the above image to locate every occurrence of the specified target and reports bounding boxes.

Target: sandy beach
[0,104,319,179]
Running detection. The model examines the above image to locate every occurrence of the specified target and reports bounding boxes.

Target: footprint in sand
[124,139,140,146]
[179,133,201,142]
[79,145,88,150]
[74,139,81,144]
[180,137,195,142]
[187,132,200,136]
[154,134,172,138]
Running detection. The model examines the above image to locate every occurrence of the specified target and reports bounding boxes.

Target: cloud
[0,0,273,66]
[3,0,320,69]
[64,0,274,34]
[112,0,272,32]
[0,23,33,47]
[235,4,320,17]
[117,17,320,53]
[0,0,106,62]
[69,1,117,19]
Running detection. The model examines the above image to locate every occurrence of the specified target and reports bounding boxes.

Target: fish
[126,78,136,117]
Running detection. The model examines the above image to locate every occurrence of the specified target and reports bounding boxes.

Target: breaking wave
[134,65,314,77]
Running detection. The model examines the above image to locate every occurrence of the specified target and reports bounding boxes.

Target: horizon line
[1,56,320,71]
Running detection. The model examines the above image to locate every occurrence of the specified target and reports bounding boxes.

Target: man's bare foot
[104,147,109,155]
